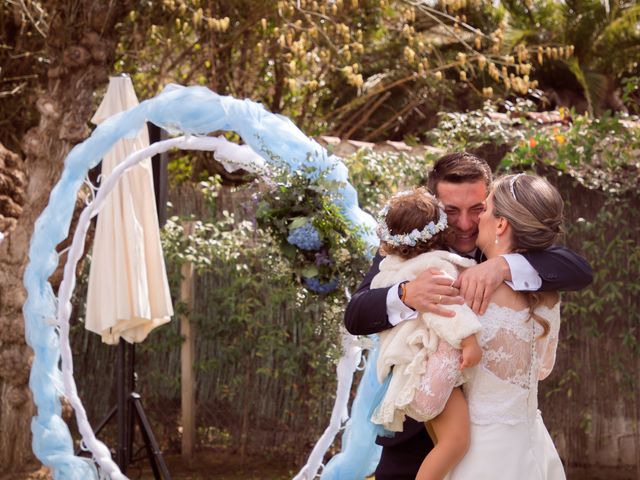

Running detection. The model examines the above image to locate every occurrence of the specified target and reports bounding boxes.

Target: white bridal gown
[444,301,566,480]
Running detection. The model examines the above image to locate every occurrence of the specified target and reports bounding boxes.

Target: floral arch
[23,85,383,479]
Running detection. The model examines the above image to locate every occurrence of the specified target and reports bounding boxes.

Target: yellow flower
[555,134,566,145]
[477,55,487,71]
[404,46,416,64]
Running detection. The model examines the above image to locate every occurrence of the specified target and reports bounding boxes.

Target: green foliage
[501,113,640,194]
[426,99,640,194]
[153,175,357,456]
[2,0,638,155]
[562,199,640,361]
[168,153,196,184]
[540,193,640,440]
[501,0,640,115]
[343,147,433,210]
[110,0,569,141]
[162,182,258,271]
[621,75,640,115]
[426,99,530,150]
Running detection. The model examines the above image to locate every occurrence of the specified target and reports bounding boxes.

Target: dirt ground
[10,450,294,480]
[10,450,638,480]
[136,449,293,480]
[135,456,636,480]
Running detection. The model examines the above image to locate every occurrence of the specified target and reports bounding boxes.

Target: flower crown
[377,190,449,247]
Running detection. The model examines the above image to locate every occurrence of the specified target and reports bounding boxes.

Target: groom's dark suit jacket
[344,245,593,479]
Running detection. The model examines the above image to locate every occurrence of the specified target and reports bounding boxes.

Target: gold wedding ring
[437,294,442,304]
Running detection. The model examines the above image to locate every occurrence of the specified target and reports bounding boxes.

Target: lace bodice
[464,301,561,425]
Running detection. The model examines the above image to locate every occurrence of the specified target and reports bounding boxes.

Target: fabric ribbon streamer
[320,337,384,479]
[23,84,383,479]
[291,331,370,480]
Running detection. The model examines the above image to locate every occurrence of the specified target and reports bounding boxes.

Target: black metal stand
[80,340,171,479]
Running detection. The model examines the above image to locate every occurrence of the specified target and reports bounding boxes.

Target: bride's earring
[495,233,500,244]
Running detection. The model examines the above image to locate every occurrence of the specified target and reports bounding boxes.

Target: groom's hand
[454,257,511,314]
[404,268,464,316]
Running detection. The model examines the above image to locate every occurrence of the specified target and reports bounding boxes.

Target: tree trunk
[0,140,36,470]
[0,2,126,474]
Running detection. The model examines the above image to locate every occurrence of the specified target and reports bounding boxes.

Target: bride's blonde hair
[492,174,564,336]
[493,174,563,251]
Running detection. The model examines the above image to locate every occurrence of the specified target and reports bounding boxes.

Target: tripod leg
[131,393,172,480]
[94,404,118,436]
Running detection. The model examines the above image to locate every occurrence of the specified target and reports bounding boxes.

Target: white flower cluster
[377,192,448,247]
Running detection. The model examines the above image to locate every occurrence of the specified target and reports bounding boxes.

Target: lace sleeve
[408,340,463,421]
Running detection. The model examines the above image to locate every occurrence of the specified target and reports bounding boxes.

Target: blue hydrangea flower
[315,250,333,266]
[287,223,322,250]
[304,277,339,294]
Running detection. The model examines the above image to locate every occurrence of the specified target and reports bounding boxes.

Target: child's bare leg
[415,388,470,480]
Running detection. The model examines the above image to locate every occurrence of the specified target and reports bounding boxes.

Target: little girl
[370,187,482,480]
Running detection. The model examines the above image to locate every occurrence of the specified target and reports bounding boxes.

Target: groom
[344,152,592,479]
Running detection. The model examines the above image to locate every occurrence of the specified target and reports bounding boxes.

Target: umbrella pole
[116,339,128,469]
[126,341,135,468]
[121,340,172,479]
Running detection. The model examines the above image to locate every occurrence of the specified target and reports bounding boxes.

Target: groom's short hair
[426,152,492,194]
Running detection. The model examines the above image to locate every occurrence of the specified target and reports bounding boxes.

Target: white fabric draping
[85,76,173,344]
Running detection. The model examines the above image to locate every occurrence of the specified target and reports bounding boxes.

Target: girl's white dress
[369,250,480,432]
[445,301,566,480]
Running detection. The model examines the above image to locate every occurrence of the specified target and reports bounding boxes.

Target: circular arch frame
[23,85,382,479]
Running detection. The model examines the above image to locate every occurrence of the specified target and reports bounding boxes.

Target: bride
[427,173,566,479]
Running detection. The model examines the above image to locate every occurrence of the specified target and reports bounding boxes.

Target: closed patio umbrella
[86,75,173,344]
